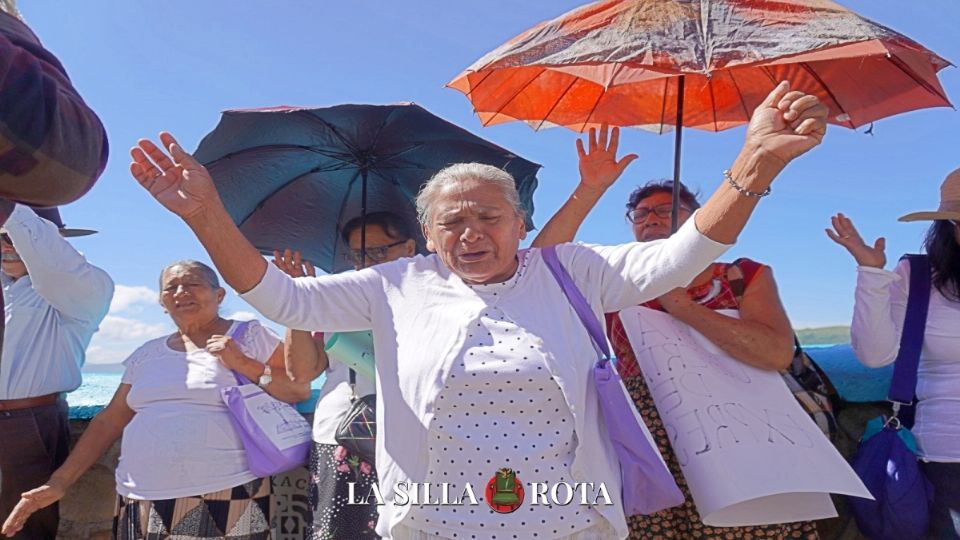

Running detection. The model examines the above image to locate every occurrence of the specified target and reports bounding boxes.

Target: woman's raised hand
[1,481,67,537]
[826,213,887,268]
[130,132,222,220]
[272,249,316,278]
[745,81,829,166]
[576,125,638,192]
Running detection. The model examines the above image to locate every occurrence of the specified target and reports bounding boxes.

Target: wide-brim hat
[899,167,960,222]
[33,207,97,237]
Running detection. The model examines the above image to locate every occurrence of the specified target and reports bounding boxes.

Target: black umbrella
[193,103,541,274]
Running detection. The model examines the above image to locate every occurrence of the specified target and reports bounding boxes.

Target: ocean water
[71,344,891,419]
[69,371,328,419]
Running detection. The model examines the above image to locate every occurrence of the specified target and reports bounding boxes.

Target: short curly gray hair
[416,163,524,225]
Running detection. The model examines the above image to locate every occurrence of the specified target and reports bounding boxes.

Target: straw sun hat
[899,167,960,222]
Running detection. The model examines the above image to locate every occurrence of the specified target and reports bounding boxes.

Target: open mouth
[458,250,489,263]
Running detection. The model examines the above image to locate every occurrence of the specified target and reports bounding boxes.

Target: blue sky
[16,1,960,364]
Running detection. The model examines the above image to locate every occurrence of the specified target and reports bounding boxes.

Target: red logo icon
[485,467,524,514]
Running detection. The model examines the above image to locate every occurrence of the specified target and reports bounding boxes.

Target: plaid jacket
[0,11,108,207]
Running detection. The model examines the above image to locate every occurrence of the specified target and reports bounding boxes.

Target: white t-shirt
[116,320,280,499]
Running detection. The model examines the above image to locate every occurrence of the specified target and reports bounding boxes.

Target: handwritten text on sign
[618,307,870,526]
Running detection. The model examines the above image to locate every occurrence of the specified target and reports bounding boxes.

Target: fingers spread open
[575,138,586,160]
[138,139,175,172]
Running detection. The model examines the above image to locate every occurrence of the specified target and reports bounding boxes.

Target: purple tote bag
[220,321,312,477]
[543,246,684,516]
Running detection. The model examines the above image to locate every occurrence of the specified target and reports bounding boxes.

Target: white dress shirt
[851,259,960,461]
[1,204,114,399]
[241,214,729,539]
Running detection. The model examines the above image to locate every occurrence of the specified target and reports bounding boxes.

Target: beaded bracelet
[724,169,771,198]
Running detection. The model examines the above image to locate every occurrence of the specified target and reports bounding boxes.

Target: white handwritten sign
[618,307,871,526]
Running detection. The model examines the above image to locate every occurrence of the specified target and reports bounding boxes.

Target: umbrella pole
[360,168,368,269]
[671,75,685,234]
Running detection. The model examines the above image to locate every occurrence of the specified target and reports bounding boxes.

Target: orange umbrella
[449,0,953,229]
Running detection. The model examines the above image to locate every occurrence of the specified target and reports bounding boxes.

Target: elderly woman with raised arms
[125,81,826,540]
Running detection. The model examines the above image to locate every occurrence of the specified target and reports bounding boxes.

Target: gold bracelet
[724,169,771,198]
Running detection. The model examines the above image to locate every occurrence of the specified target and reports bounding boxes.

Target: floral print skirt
[307,442,380,539]
[621,375,819,539]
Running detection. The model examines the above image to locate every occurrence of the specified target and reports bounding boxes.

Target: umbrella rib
[299,112,364,163]
[330,168,364,272]
[884,54,950,103]
[535,77,579,131]
[798,62,855,129]
[725,70,752,121]
[578,81,607,133]
[461,70,496,98]
[708,77,719,132]
[484,67,547,127]
[658,77,670,135]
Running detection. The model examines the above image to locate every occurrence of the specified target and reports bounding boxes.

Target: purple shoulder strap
[541,246,611,360]
[229,320,255,386]
[888,254,931,426]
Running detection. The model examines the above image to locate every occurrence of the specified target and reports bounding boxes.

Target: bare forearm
[50,415,125,486]
[285,329,327,381]
[532,184,606,247]
[694,148,785,244]
[184,205,267,294]
[667,304,793,370]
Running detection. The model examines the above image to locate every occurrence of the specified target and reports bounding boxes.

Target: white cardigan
[241,216,728,539]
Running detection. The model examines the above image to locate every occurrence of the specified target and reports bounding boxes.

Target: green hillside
[795,326,850,345]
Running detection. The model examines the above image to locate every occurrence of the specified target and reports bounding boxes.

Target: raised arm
[3,204,114,322]
[131,135,377,332]
[2,385,134,537]
[130,133,267,293]
[532,126,637,247]
[692,81,827,244]
[826,213,901,367]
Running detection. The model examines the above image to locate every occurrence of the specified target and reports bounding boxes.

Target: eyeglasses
[626,203,691,224]
[344,240,407,266]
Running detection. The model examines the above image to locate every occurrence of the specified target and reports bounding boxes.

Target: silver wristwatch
[258,365,273,387]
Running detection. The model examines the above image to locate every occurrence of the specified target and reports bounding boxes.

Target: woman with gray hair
[3,260,312,540]
[126,81,827,539]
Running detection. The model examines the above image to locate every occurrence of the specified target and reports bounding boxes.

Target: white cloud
[86,315,172,365]
[225,310,258,321]
[85,284,170,365]
[109,285,157,313]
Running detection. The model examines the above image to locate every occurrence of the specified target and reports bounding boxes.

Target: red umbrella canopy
[449,0,953,133]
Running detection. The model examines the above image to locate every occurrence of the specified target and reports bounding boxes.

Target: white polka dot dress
[402,254,603,539]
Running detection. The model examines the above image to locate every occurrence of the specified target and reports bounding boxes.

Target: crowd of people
[1,3,958,540]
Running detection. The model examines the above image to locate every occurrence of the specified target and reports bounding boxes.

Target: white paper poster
[618,306,872,526]
[238,385,312,451]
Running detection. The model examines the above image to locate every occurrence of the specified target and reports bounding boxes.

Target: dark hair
[924,220,960,301]
[626,180,701,217]
[160,260,221,289]
[340,211,413,244]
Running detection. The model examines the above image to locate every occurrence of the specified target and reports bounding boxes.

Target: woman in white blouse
[827,168,960,540]
[2,261,312,540]
[127,82,827,540]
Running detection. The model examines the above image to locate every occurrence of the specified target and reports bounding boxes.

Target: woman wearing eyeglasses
[272,211,415,539]
[533,129,811,539]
